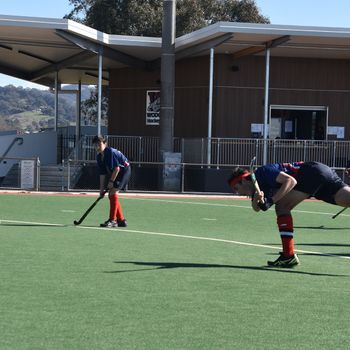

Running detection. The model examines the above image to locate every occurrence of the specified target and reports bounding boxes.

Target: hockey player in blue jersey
[92,135,131,228]
[228,161,350,267]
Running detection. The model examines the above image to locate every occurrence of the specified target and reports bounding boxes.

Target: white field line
[0,219,65,226]
[123,197,350,217]
[1,217,349,260]
[76,225,350,261]
[1,196,349,260]
[1,189,348,217]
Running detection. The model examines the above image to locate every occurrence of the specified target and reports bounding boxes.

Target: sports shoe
[267,252,300,268]
[100,219,117,228]
[117,219,127,227]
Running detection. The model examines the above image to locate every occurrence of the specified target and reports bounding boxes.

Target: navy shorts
[113,166,131,190]
[295,162,346,204]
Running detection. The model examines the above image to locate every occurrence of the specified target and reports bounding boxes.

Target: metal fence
[2,136,349,193]
[57,134,77,163]
[65,160,235,192]
[65,160,350,193]
[1,155,348,193]
[65,135,350,169]
[66,135,182,164]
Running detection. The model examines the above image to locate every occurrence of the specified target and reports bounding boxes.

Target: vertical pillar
[97,47,103,136]
[76,80,81,142]
[159,0,176,157]
[207,47,214,166]
[159,0,180,191]
[263,48,270,165]
[54,71,59,131]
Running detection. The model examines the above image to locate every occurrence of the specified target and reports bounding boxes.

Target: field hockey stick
[332,207,348,219]
[249,156,264,203]
[73,190,108,226]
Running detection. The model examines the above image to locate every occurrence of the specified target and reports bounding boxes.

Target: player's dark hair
[92,135,107,144]
[227,167,251,185]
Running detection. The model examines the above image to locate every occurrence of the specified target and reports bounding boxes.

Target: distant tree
[65,0,269,124]
[65,0,269,37]
[81,88,108,126]
[65,0,163,36]
[64,0,269,122]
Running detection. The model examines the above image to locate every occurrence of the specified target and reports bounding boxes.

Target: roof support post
[207,47,214,166]
[160,0,176,156]
[54,71,59,131]
[97,47,103,136]
[263,48,270,165]
[76,81,81,143]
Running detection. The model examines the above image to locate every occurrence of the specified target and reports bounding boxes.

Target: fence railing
[64,135,350,169]
[1,154,348,193]
[66,160,350,193]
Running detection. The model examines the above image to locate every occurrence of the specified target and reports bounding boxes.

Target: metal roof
[0,15,161,86]
[177,21,350,59]
[2,15,350,87]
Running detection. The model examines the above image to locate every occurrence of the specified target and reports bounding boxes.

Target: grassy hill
[0,85,94,133]
[0,111,55,133]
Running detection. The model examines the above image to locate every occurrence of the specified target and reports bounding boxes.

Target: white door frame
[269,104,329,140]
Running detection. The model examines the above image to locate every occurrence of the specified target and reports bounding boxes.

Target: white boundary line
[75,226,350,260]
[1,189,349,217]
[0,189,236,199]
[2,218,347,260]
[123,196,350,217]
[0,219,65,226]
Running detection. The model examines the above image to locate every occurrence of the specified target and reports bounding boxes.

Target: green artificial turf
[0,193,349,349]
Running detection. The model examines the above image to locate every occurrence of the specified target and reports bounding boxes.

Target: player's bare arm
[272,172,297,203]
[108,166,121,190]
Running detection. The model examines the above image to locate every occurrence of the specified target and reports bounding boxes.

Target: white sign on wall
[21,160,35,189]
[251,123,263,133]
[328,126,345,139]
[146,90,160,125]
[285,120,293,133]
[269,118,282,139]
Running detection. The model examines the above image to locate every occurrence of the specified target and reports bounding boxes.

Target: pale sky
[1,0,350,89]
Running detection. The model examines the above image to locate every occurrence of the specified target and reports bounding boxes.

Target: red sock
[281,236,294,257]
[116,196,124,221]
[109,194,118,221]
[277,215,294,257]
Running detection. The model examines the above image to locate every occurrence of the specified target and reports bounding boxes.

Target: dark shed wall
[175,58,211,137]
[108,56,210,137]
[109,68,160,136]
[214,55,350,138]
[268,57,350,138]
[108,54,350,139]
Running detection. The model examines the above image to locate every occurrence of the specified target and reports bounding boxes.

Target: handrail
[0,137,23,163]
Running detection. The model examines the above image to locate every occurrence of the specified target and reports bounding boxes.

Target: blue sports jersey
[97,147,129,175]
[254,162,303,199]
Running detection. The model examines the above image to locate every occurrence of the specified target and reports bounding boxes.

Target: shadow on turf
[294,225,350,230]
[267,243,350,248]
[267,243,350,256]
[104,261,347,277]
[297,243,350,247]
[266,249,350,258]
